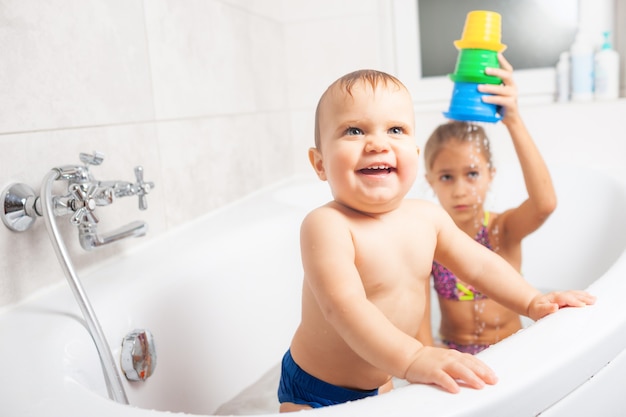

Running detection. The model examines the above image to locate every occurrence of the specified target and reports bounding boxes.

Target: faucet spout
[79,220,148,251]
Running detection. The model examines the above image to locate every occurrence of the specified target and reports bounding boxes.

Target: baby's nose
[364,135,390,152]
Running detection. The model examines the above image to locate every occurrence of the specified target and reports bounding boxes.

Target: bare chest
[351,220,434,294]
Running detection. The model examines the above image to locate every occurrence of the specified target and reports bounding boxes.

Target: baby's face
[311,81,418,213]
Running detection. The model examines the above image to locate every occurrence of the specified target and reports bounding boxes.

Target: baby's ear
[308,147,327,181]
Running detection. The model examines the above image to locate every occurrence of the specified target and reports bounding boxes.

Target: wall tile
[145,0,287,119]
[282,0,378,21]
[284,14,384,109]
[218,0,285,21]
[289,109,316,175]
[0,0,154,133]
[155,111,292,228]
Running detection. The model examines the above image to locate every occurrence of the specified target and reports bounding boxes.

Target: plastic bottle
[555,51,570,102]
[594,31,620,100]
[570,32,594,101]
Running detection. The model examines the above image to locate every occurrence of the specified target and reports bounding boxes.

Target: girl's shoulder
[487,209,517,235]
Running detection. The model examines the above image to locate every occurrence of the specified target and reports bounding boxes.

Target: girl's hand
[478,54,519,124]
[527,291,597,321]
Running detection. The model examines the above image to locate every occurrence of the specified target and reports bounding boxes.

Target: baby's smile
[358,164,394,175]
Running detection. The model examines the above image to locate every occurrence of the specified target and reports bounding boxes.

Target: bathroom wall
[1,0,625,308]
[0,0,391,307]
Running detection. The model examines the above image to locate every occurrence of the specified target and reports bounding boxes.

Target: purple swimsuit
[432,222,491,301]
[432,213,493,354]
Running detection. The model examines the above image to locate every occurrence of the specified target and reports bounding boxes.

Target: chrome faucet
[1,151,156,405]
[1,151,154,250]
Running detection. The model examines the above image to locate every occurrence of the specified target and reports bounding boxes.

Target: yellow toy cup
[454,10,507,52]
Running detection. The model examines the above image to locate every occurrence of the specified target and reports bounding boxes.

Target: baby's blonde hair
[314,70,406,149]
[424,121,493,172]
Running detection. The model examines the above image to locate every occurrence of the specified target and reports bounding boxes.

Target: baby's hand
[404,346,498,393]
[527,290,597,321]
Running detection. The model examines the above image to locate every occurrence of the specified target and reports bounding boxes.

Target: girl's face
[426,140,493,225]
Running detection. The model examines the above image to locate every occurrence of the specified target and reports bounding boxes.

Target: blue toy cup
[443,81,501,123]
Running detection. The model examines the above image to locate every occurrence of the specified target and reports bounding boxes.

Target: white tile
[284,15,384,109]
[219,0,285,21]
[0,0,154,133]
[288,109,316,175]
[282,0,378,21]
[155,112,292,228]
[145,0,287,119]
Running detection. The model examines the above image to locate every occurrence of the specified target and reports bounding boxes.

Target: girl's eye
[440,174,452,182]
[388,126,404,135]
[345,127,363,136]
[468,171,480,180]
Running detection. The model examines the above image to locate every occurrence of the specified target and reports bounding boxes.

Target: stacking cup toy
[449,49,501,84]
[453,10,507,52]
[444,10,505,123]
[443,82,501,123]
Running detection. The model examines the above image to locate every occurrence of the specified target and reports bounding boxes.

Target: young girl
[424,54,557,354]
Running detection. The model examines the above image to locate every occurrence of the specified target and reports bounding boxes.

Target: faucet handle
[79,151,105,166]
[68,183,99,226]
[133,166,154,211]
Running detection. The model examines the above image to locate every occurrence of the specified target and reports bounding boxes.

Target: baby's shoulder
[302,202,350,228]
[305,201,345,217]
[399,198,454,231]
[402,198,446,216]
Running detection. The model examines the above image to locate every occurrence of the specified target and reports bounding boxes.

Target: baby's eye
[345,127,363,136]
[388,126,404,135]
[467,171,480,180]
[439,174,452,182]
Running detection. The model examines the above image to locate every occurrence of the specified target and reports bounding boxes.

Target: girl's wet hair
[424,121,493,171]
[314,70,406,149]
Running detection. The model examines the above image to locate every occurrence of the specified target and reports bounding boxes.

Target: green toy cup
[449,48,501,84]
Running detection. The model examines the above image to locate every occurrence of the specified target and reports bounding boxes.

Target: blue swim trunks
[277,350,378,408]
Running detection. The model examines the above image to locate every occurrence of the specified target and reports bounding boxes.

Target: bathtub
[1,163,626,417]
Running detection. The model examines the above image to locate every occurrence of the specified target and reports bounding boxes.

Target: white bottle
[570,32,594,101]
[594,31,620,100]
[555,51,570,102]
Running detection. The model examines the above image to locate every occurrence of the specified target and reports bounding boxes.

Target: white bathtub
[2,163,626,417]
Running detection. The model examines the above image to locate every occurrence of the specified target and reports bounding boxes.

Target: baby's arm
[479,54,557,243]
[300,207,496,393]
[433,205,595,318]
[415,278,435,347]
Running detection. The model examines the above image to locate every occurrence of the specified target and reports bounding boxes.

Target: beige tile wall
[0,0,388,307]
